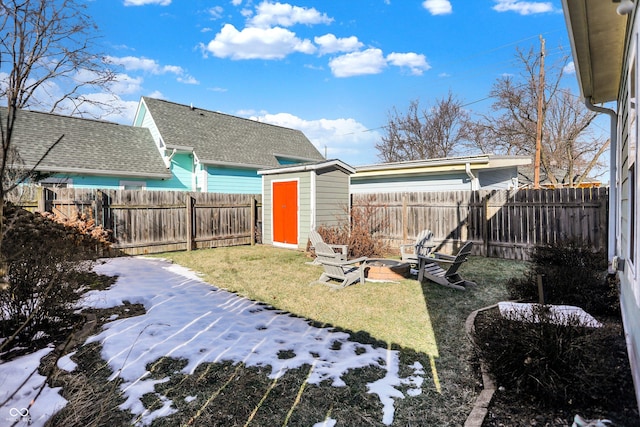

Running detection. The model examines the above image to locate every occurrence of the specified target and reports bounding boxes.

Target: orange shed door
[273,180,298,245]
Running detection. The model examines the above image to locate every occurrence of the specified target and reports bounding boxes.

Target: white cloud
[329,48,387,78]
[205,23,316,59]
[315,34,363,55]
[386,52,431,75]
[123,0,171,6]
[249,2,333,28]
[563,61,575,75]
[422,0,452,15]
[232,0,243,5]
[248,112,382,164]
[109,73,144,94]
[106,55,198,84]
[492,0,554,15]
[207,6,224,20]
[177,75,200,85]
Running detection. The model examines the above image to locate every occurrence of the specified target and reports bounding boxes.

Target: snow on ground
[1,256,425,426]
[0,347,68,427]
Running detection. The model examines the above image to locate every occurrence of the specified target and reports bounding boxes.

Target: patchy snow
[1,256,425,426]
[0,347,68,427]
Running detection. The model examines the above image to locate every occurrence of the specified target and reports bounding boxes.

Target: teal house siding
[207,167,261,194]
[166,153,193,190]
[45,174,169,190]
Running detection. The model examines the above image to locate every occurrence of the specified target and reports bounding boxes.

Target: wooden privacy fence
[8,187,262,255]
[352,187,609,260]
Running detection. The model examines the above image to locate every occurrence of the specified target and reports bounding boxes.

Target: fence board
[353,188,608,260]
[7,188,262,255]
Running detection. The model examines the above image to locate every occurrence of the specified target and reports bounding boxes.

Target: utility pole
[534,35,545,189]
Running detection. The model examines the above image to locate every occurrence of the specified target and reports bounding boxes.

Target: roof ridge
[141,96,305,134]
[0,106,126,127]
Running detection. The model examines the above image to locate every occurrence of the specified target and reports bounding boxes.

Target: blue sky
[87,0,574,166]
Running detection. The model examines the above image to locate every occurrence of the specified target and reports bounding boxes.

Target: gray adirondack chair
[400,229,435,265]
[308,229,348,260]
[310,238,368,289]
[417,241,476,290]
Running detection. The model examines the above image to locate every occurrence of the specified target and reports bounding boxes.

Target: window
[120,180,146,190]
[40,178,72,188]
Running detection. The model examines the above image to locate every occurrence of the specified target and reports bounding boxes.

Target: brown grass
[41,245,528,426]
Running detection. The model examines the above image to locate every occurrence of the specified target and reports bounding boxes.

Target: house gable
[137,97,325,170]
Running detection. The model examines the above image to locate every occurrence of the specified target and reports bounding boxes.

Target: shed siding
[351,172,472,194]
[315,169,350,229]
[262,172,311,249]
[207,166,262,194]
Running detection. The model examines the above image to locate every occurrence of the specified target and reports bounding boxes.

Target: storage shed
[259,159,355,250]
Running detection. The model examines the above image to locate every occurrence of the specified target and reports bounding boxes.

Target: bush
[316,197,389,258]
[473,307,633,410]
[0,204,112,359]
[506,241,618,316]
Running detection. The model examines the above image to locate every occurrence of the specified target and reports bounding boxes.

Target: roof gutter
[584,98,619,273]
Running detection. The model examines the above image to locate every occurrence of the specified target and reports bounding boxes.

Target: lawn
[5,245,528,427]
[144,245,528,425]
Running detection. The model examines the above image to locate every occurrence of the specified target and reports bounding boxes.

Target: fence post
[250,197,256,246]
[402,193,408,243]
[186,196,195,251]
[483,194,489,257]
[36,186,45,212]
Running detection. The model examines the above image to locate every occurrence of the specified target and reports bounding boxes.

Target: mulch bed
[472,307,639,427]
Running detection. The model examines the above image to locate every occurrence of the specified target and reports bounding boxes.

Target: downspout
[584,98,619,273]
[465,163,479,191]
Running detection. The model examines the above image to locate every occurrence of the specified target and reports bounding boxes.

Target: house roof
[3,108,171,179]
[561,0,629,104]
[352,155,531,178]
[140,97,325,168]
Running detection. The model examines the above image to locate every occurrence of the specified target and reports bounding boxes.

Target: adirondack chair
[308,229,348,260]
[310,238,368,289]
[417,241,476,291]
[400,229,435,265]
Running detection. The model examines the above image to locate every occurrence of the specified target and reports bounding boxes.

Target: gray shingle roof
[141,97,324,168]
[3,108,171,179]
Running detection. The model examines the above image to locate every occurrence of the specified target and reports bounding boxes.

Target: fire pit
[365,259,411,281]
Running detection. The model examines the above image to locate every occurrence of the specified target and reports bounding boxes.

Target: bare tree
[376,91,470,162]
[465,44,608,187]
[0,0,117,279]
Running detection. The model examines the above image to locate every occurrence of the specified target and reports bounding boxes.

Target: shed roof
[352,155,531,178]
[3,108,171,179]
[258,159,355,175]
[140,97,324,168]
[561,0,629,104]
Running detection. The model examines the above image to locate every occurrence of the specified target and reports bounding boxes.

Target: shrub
[473,307,632,409]
[316,197,389,258]
[506,241,618,316]
[0,204,112,359]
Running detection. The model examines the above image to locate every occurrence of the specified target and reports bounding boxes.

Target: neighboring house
[350,154,531,194]
[562,0,640,410]
[4,107,172,189]
[133,97,325,194]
